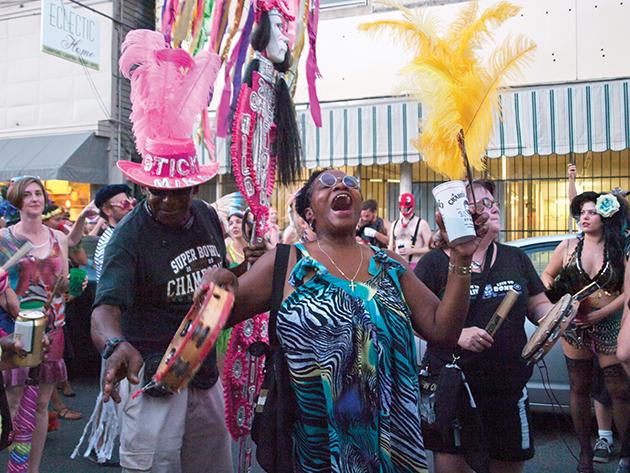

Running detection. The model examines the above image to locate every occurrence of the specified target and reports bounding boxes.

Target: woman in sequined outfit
[543,191,630,473]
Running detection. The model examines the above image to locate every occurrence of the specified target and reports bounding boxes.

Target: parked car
[507,234,573,411]
[414,234,574,412]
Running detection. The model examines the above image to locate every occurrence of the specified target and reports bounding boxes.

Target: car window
[519,242,561,276]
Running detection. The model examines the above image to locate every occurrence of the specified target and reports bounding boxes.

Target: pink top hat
[117,30,222,189]
[117,139,219,189]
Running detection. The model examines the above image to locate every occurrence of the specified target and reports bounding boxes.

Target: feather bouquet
[360,1,536,179]
[119,29,221,156]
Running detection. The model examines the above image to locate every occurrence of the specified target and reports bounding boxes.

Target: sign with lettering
[41,0,100,70]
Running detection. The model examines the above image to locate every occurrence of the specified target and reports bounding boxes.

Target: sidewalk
[0,376,266,472]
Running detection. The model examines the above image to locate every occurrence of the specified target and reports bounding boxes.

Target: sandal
[62,386,76,397]
[54,406,83,420]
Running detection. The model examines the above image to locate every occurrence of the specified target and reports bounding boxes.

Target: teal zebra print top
[276,243,428,472]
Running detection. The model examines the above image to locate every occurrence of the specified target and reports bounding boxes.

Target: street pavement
[0,376,622,472]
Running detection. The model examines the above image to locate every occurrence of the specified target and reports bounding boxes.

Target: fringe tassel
[71,363,120,463]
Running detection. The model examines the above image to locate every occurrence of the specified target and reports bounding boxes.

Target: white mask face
[266,10,289,64]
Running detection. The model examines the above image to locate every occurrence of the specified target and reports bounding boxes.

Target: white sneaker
[593,437,612,463]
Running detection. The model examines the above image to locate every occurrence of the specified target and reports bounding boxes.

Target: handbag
[418,244,496,473]
[250,244,297,473]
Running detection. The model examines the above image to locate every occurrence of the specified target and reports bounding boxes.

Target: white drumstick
[1,242,33,271]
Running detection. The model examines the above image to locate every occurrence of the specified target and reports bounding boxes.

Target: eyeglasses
[109,199,134,210]
[318,172,360,189]
[148,187,193,198]
[475,197,499,210]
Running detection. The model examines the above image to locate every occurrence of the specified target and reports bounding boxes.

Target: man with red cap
[388,192,432,269]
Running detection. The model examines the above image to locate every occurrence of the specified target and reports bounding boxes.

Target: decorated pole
[224,0,303,470]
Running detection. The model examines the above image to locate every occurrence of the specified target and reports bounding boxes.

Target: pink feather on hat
[117,29,221,189]
[119,29,221,157]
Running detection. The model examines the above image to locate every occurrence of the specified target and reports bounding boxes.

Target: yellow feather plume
[360,0,536,179]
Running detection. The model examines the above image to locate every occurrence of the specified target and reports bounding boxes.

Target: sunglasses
[475,197,499,210]
[10,175,41,183]
[318,173,360,189]
[109,199,134,210]
[148,187,193,198]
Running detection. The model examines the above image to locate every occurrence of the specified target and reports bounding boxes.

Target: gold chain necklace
[316,239,364,291]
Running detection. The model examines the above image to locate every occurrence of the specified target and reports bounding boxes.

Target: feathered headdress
[209,191,247,228]
[117,29,222,188]
[360,0,536,179]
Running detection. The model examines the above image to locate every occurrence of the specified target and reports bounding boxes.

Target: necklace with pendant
[471,243,494,272]
[316,240,364,291]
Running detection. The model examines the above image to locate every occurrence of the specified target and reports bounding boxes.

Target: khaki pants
[119,368,232,473]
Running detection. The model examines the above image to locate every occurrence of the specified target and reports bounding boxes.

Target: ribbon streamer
[216,4,255,137]
[305,0,321,126]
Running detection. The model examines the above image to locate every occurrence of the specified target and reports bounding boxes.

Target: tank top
[3,227,66,329]
[275,243,427,472]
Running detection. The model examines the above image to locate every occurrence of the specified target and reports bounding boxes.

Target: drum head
[521,294,576,363]
[155,284,234,393]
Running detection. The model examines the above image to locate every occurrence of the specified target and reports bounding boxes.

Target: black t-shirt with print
[95,199,227,389]
[414,243,546,392]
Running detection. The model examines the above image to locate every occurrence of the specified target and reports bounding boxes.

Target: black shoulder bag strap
[408,216,423,262]
[410,216,422,247]
[252,243,298,473]
[268,243,291,345]
[469,242,495,311]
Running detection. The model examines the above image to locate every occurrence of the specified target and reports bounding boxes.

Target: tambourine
[521,280,602,364]
[149,284,234,394]
[521,294,578,364]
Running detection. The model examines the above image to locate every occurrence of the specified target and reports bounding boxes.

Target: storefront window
[266,149,629,242]
[44,181,91,221]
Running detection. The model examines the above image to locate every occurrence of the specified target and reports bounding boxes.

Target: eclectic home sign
[40,0,101,70]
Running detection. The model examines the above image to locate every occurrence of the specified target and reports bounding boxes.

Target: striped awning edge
[207,78,630,172]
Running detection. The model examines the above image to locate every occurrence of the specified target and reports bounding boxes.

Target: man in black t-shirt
[91,172,263,472]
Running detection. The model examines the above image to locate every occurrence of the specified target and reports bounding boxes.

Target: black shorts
[422,386,535,462]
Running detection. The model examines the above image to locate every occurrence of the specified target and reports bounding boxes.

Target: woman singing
[198,169,487,472]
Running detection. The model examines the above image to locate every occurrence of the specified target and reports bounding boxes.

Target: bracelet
[448,262,472,276]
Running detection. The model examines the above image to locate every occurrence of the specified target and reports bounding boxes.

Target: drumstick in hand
[1,242,33,271]
[485,289,520,337]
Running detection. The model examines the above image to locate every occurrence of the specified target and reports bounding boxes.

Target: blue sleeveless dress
[276,243,427,472]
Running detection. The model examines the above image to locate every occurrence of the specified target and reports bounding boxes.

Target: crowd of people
[0,164,627,473]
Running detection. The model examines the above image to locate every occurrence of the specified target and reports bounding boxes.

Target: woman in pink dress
[0,177,71,473]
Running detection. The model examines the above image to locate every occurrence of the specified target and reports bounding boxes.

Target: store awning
[210,78,630,172]
[0,132,109,184]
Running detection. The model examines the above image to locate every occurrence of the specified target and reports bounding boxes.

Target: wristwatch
[101,337,126,360]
